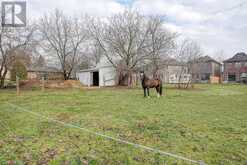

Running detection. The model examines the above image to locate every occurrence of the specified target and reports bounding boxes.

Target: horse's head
[140,71,145,81]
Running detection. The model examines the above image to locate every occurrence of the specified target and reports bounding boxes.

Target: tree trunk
[117,70,124,86]
[152,65,159,79]
[178,75,182,89]
[0,77,5,88]
[63,71,69,80]
[0,67,8,88]
[127,71,132,88]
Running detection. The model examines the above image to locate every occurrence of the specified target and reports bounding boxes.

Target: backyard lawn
[0,84,247,165]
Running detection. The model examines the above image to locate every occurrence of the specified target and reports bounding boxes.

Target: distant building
[143,58,191,84]
[76,58,117,87]
[189,56,222,83]
[27,66,63,80]
[160,58,190,84]
[223,52,247,83]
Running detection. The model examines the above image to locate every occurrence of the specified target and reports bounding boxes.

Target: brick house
[223,52,247,83]
[189,56,222,83]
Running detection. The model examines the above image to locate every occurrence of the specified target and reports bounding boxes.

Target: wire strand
[5,102,207,165]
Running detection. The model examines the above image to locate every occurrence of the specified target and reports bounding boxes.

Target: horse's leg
[160,83,163,96]
[156,87,160,98]
[147,88,150,98]
[144,88,146,97]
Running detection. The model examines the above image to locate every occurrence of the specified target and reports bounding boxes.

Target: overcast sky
[26,0,247,59]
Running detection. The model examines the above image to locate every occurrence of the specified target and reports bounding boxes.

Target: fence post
[16,76,20,96]
[42,76,45,92]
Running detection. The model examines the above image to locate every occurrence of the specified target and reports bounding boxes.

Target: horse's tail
[159,80,163,96]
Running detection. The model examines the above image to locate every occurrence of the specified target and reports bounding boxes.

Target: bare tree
[214,50,225,63]
[145,16,177,78]
[175,38,203,88]
[33,55,46,68]
[39,9,88,80]
[89,10,150,86]
[0,25,35,88]
[83,41,103,67]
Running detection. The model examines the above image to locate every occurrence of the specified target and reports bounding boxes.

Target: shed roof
[224,52,247,63]
[78,65,114,73]
[79,68,99,73]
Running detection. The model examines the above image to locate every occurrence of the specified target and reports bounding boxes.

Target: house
[77,57,192,87]
[223,52,247,83]
[76,59,117,87]
[189,56,222,83]
[161,58,191,84]
[142,58,191,84]
[27,66,63,80]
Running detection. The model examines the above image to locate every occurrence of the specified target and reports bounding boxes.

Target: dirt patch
[56,112,73,122]
[37,148,57,165]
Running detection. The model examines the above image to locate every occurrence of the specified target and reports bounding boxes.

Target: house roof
[193,56,221,65]
[161,58,186,66]
[27,66,62,73]
[224,52,247,63]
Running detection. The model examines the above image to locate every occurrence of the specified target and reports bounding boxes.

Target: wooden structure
[27,67,63,80]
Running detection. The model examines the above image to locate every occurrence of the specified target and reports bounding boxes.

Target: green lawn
[0,85,247,165]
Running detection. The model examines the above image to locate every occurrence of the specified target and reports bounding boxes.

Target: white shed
[76,62,117,87]
[169,74,191,84]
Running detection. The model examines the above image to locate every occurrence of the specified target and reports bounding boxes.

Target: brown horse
[140,71,163,98]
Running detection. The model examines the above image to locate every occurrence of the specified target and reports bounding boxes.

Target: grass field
[0,84,247,165]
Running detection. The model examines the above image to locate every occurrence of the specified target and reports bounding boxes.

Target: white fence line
[5,102,206,165]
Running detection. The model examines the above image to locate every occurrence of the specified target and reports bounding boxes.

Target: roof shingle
[224,52,247,63]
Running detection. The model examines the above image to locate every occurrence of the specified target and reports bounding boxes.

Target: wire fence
[2,102,206,165]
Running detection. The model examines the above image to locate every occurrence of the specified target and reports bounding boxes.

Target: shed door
[93,72,99,86]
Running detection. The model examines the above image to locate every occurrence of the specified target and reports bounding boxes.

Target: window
[225,63,232,68]
[228,74,236,81]
[235,62,241,68]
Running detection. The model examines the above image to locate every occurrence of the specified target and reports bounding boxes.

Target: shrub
[10,61,27,81]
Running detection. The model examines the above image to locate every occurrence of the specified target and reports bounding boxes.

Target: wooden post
[16,76,20,96]
[42,76,45,92]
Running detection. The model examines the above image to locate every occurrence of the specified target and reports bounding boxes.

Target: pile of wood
[45,80,83,89]
[210,76,220,84]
